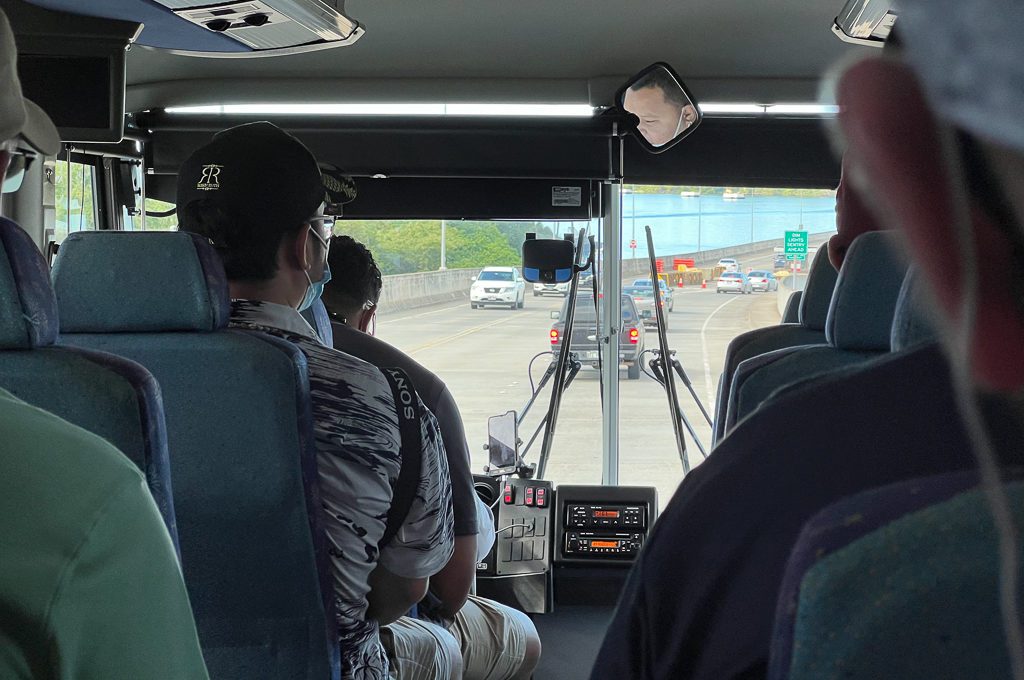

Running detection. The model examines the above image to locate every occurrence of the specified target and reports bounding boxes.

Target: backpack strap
[380,367,423,548]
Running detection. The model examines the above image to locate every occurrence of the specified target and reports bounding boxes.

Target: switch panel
[489,478,554,577]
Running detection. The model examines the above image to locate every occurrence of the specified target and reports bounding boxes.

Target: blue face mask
[298,223,332,311]
[299,262,331,311]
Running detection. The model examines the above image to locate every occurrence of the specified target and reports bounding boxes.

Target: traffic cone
[677,278,684,288]
[701,279,707,289]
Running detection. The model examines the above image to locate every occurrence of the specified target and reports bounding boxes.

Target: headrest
[0,218,58,348]
[891,267,938,352]
[826,231,909,351]
[53,232,230,333]
[797,247,839,331]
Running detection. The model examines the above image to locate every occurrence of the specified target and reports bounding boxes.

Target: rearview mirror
[617,62,701,153]
[522,234,575,283]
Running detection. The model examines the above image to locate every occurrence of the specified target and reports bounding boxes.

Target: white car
[717,272,752,294]
[717,258,740,272]
[470,267,526,309]
[533,281,570,297]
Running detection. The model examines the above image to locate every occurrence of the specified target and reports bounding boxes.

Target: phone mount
[483,410,536,478]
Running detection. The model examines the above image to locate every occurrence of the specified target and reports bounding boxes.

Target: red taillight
[550,329,560,344]
[629,328,640,344]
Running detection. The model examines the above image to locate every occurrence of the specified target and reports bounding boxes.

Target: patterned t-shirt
[229,300,454,680]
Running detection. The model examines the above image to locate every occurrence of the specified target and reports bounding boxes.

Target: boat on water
[722,190,746,200]
[680,190,700,197]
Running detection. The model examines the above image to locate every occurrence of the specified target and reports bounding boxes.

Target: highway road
[376,236,830,507]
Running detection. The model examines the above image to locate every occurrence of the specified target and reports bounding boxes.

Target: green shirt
[0,388,209,679]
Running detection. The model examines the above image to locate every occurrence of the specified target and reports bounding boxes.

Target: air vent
[155,0,363,52]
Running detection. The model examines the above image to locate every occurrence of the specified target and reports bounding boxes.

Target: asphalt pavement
[376,239,828,507]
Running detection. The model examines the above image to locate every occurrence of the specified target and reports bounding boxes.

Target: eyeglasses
[307,218,333,252]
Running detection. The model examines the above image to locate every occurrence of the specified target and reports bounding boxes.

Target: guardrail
[378,233,834,314]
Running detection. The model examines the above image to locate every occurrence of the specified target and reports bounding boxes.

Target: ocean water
[544,192,837,257]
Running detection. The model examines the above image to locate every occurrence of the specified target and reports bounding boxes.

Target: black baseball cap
[177,122,329,238]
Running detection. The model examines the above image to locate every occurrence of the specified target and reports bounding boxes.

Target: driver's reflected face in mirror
[623,68,698,147]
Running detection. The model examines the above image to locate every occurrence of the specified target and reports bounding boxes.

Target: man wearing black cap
[177,121,455,680]
[0,8,209,679]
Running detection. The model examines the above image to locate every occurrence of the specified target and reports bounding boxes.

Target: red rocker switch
[524,486,535,506]
[535,487,548,507]
[503,482,515,504]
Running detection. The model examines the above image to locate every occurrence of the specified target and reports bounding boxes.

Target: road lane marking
[407,313,522,356]
[700,295,743,407]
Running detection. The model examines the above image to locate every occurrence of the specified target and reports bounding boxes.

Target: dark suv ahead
[549,294,645,379]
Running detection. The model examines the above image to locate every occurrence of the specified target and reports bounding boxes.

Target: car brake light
[550,329,560,344]
[629,328,639,344]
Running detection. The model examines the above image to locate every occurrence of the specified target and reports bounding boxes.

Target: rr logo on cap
[197,164,223,191]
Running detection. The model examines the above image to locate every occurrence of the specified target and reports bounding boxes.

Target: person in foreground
[590,4,1024,677]
[0,9,208,677]
[177,122,454,680]
[322,234,542,680]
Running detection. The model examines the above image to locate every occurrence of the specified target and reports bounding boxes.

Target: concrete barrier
[377,267,482,314]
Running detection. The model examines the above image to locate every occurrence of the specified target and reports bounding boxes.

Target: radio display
[593,510,620,518]
[590,540,620,548]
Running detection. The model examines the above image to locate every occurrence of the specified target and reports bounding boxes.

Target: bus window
[142,199,178,231]
[339,186,836,507]
[52,159,97,244]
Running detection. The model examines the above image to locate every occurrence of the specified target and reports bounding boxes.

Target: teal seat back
[0,219,177,543]
[53,231,338,680]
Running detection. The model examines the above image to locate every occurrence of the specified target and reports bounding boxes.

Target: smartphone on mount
[485,410,520,476]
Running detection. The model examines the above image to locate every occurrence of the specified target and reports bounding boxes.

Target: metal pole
[750,189,755,243]
[697,190,702,259]
[601,183,622,486]
[440,219,447,270]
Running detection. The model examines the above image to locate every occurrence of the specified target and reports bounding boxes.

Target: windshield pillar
[601,182,622,485]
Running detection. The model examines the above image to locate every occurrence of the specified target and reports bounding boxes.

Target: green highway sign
[784,230,808,256]
[784,253,808,261]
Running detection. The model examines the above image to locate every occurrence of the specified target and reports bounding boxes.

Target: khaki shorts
[449,595,531,680]
[382,614,461,680]
[382,595,532,680]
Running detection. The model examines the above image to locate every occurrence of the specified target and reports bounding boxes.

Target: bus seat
[724,232,908,437]
[781,290,801,323]
[300,298,334,346]
[711,248,838,445]
[0,218,178,544]
[52,231,339,680]
[769,470,1024,680]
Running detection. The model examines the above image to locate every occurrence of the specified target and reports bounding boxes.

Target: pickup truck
[549,293,645,379]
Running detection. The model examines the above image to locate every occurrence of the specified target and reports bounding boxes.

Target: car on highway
[747,270,779,292]
[625,285,669,331]
[631,278,674,312]
[470,266,526,309]
[550,293,645,379]
[773,253,789,270]
[717,271,752,294]
[717,257,740,272]
[533,281,570,297]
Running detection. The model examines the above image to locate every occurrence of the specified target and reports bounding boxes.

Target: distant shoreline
[629,185,836,198]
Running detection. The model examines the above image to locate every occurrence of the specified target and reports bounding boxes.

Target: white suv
[470,267,526,309]
[717,258,739,272]
[533,281,570,297]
